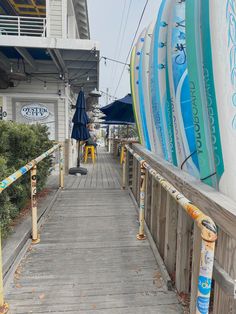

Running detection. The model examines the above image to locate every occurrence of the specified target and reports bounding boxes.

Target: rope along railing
[123,144,217,314]
[0,143,64,313]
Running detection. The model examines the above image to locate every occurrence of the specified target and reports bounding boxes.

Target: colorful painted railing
[120,142,236,314]
[123,144,217,314]
[0,143,64,313]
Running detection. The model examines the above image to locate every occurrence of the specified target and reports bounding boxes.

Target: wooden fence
[124,143,236,314]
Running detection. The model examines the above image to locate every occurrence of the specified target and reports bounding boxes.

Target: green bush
[0,121,53,237]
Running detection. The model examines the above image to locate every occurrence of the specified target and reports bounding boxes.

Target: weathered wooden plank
[213,230,236,313]
[213,261,236,299]
[157,186,167,258]
[133,144,236,240]
[144,170,152,228]
[164,194,178,277]
[175,207,193,294]
[5,149,182,313]
[132,157,137,198]
[150,178,159,244]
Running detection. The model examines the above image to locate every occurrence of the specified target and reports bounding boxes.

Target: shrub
[0,121,53,237]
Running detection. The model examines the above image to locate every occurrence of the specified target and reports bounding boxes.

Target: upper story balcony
[0,0,99,95]
[0,15,47,37]
[0,0,89,40]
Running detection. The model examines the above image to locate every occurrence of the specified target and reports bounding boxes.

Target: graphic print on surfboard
[168,0,199,177]
[208,0,236,200]
[186,0,216,187]
[130,46,142,143]
[134,29,147,145]
[140,22,158,153]
[138,31,151,150]
[150,0,175,162]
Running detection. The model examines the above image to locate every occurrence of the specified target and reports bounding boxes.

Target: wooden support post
[59,144,64,189]
[157,186,167,258]
[128,153,133,188]
[136,162,141,206]
[122,146,126,189]
[190,223,201,313]
[137,163,146,240]
[132,158,137,198]
[175,207,193,294]
[144,170,152,229]
[150,178,159,243]
[31,165,40,244]
[164,194,178,277]
[213,231,236,314]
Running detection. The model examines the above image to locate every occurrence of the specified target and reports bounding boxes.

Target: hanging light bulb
[87,76,90,81]
[10,64,13,73]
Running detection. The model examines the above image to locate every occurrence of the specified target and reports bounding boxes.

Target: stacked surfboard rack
[130,0,236,202]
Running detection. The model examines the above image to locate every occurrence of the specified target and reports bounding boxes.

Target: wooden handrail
[0,143,64,312]
[120,141,236,314]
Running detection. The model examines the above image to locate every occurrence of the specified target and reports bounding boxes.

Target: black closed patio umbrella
[70,90,90,175]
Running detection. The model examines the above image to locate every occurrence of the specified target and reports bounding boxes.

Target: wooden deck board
[5,149,183,313]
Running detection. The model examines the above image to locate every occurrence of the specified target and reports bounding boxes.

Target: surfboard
[185,0,216,187]
[138,30,151,150]
[200,0,224,184]
[133,29,147,145]
[130,46,142,143]
[139,22,161,153]
[150,0,175,162]
[207,0,236,200]
[167,0,199,177]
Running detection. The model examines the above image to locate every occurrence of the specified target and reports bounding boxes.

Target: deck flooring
[5,149,183,313]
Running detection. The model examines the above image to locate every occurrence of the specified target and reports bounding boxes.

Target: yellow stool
[120,145,125,164]
[84,145,96,163]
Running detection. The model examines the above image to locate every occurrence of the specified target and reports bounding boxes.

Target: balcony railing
[0,15,46,37]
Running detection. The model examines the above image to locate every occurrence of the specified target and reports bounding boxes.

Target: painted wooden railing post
[125,145,218,313]
[31,165,39,244]
[59,144,64,189]
[122,146,126,189]
[195,229,216,314]
[137,161,146,240]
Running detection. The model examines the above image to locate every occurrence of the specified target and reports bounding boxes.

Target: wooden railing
[0,143,64,312]
[123,143,236,314]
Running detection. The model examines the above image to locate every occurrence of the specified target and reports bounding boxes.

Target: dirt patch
[10,188,52,229]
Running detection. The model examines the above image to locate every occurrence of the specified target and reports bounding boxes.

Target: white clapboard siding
[5,96,12,120]
[48,0,63,38]
[58,98,65,141]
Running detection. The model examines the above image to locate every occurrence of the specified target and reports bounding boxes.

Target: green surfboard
[185,0,216,187]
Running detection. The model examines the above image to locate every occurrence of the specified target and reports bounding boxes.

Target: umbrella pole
[77,141,81,167]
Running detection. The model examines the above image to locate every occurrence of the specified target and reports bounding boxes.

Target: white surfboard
[133,29,147,145]
[210,0,236,201]
[141,22,159,153]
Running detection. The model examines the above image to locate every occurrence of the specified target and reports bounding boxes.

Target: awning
[100,94,135,124]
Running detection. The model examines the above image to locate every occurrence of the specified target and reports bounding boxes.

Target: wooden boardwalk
[5,149,183,313]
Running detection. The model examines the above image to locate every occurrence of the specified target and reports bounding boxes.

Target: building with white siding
[0,0,100,171]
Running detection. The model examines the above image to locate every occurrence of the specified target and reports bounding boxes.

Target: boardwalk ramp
[5,150,183,313]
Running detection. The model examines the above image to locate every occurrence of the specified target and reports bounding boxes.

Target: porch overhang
[0,38,100,95]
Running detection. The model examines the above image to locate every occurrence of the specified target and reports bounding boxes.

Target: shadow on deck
[5,149,183,313]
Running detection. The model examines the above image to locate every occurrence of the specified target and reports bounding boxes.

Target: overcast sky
[87,0,161,105]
